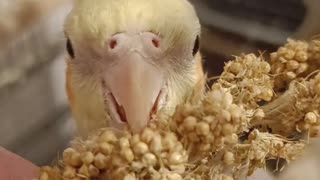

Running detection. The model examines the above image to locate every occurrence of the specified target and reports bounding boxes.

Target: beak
[103,51,166,133]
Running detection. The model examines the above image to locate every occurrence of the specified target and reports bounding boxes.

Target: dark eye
[192,36,200,56]
[66,38,75,58]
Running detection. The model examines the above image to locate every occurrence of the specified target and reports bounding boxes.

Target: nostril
[109,39,118,49]
[152,38,160,48]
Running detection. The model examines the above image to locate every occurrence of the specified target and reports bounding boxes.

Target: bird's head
[64,0,204,135]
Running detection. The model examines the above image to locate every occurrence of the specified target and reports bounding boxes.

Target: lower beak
[103,52,166,133]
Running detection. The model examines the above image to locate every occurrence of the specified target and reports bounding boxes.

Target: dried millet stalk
[218,53,274,109]
[39,38,320,180]
[180,130,305,179]
[41,127,189,180]
[270,38,320,91]
[40,85,253,180]
[171,85,250,156]
[234,130,305,176]
[257,73,320,137]
[38,86,302,180]
[309,39,320,60]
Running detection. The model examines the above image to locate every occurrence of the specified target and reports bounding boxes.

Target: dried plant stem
[38,38,320,180]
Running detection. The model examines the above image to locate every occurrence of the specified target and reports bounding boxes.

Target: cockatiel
[64,0,205,136]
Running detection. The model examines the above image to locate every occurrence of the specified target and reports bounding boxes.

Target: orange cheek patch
[66,62,75,107]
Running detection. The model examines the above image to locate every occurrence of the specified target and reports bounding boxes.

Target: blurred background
[0,0,320,179]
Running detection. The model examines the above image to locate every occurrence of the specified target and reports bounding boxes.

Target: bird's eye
[192,36,200,56]
[66,38,75,58]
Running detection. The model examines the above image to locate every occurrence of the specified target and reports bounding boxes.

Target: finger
[0,147,39,180]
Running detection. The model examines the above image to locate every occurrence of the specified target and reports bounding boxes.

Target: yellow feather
[65,0,204,137]
[64,0,200,47]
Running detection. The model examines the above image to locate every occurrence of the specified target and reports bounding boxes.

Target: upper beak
[103,43,166,133]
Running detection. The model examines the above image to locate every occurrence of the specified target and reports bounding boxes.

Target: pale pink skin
[0,147,39,180]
